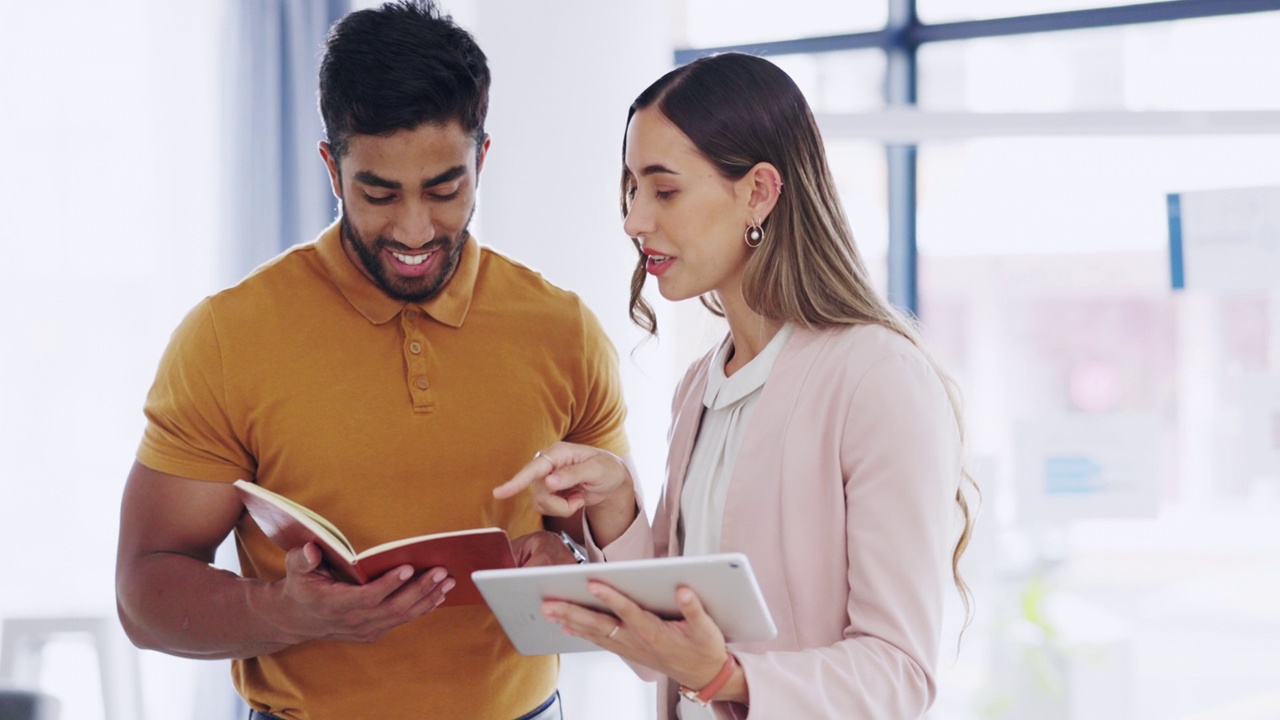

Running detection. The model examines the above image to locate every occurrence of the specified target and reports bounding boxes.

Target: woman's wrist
[678,652,749,706]
[584,486,637,547]
[713,662,749,705]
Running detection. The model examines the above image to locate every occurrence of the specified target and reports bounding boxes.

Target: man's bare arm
[115,462,452,659]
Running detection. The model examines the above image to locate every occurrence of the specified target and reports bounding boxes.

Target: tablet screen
[473,553,777,656]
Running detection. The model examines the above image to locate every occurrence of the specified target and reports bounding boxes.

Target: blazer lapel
[664,358,710,556]
[719,328,826,551]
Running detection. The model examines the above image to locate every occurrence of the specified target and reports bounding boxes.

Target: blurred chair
[0,616,140,720]
[0,688,59,720]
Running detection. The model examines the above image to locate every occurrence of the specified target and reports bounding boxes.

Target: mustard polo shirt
[138,223,629,720]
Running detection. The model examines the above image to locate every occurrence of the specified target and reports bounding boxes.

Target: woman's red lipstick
[642,248,675,276]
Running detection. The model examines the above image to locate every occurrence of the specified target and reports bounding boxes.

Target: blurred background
[1,0,1279,718]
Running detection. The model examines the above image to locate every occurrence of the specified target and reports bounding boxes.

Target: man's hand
[510,531,578,568]
[259,542,454,645]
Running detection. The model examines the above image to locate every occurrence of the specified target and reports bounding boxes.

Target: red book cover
[234,480,516,607]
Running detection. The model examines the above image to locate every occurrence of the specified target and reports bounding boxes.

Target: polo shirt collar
[316,221,479,328]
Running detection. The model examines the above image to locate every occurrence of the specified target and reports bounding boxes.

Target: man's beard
[340,208,473,303]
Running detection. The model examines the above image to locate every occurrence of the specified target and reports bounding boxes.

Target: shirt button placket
[401,307,434,412]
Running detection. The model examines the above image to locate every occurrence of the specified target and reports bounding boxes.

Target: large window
[918,136,1280,256]
[919,0,1159,23]
[770,50,887,113]
[676,4,1280,719]
[918,12,1280,111]
[680,0,886,47]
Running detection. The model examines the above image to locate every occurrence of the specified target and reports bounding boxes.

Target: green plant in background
[976,571,1068,719]
[1017,573,1066,699]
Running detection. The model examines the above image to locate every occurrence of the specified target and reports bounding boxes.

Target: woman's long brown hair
[621,52,979,630]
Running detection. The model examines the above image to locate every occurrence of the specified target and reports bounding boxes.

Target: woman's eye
[626,186,637,200]
[655,189,676,200]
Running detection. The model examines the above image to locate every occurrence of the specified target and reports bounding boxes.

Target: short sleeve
[136,299,256,482]
[563,301,630,457]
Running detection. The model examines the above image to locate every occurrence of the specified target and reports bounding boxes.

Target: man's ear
[741,162,783,222]
[475,133,492,186]
[318,141,342,199]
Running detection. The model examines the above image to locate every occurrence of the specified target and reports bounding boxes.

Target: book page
[258,490,352,547]
[234,480,358,559]
[358,526,507,559]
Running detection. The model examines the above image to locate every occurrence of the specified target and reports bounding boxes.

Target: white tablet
[472,553,777,656]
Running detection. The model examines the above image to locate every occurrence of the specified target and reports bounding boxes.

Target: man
[114,2,631,718]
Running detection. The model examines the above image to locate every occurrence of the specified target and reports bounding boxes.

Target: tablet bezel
[472,552,777,656]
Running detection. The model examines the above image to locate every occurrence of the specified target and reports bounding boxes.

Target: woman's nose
[622,200,652,240]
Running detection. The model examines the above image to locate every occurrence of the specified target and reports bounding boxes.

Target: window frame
[674,0,1280,314]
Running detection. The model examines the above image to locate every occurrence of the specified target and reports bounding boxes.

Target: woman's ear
[742,162,783,222]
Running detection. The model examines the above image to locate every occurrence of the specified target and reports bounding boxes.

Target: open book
[233,480,515,606]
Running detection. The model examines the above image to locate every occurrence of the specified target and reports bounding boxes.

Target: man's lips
[385,248,439,277]
[391,250,432,266]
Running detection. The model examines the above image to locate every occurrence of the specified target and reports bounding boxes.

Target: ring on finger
[606,623,620,639]
[534,450,555,471]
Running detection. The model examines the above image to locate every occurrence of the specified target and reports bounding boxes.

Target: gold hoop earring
[744,218,764,248]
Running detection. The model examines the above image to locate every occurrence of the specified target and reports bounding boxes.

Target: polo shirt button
[409,342,423,354]
[415,378,429,390]
[405,309,418,320]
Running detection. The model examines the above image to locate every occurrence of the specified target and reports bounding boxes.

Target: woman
[495,52,976,719]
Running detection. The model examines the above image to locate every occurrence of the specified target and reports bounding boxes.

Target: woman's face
[622,107,753,302]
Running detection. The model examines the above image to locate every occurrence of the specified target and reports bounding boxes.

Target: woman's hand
[542,582,743,703]
[493,442,638,545]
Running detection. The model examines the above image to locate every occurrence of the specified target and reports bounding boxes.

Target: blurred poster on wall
[1239,372,1280,479]
[1168,185,1280,293]
[1015,413,1161,522]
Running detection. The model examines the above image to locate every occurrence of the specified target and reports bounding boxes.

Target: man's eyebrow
[354,170,401,190]
[352,166,467,191]
[421,165,466,189]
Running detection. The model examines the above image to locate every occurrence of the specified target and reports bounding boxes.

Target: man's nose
[395,203,436,248]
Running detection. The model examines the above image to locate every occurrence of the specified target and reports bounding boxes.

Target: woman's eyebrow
[638,164,678,177]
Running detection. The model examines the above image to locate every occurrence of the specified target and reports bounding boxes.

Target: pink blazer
[592,324,962,720]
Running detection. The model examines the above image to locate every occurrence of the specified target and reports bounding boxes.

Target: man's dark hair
[319,0,490,160]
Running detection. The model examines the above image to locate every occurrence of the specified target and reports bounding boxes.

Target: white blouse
[676,324,793,720]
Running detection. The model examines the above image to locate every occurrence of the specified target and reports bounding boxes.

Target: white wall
[471,0,680,516]
[0,1,227,718]
[0,0,225,612]
[469,3,677,718]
